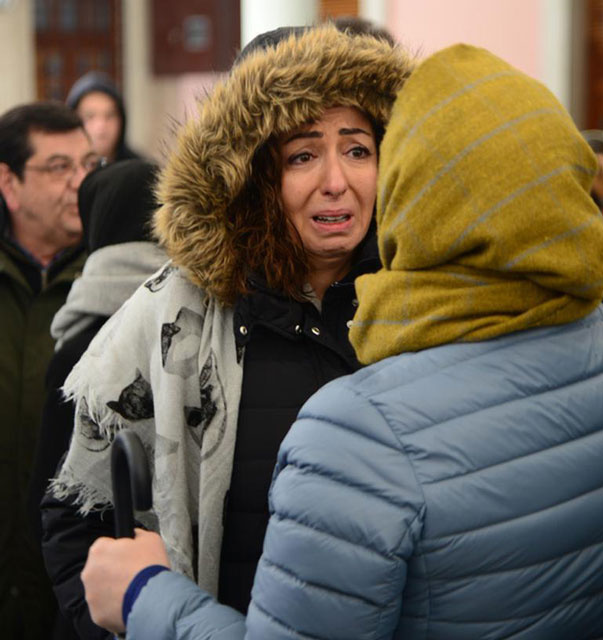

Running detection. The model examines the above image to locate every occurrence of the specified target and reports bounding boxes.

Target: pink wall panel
[389,0,543,80]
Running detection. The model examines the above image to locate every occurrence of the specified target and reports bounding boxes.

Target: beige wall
[0,0,35,114]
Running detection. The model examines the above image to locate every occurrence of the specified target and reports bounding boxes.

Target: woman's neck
[307,256,352,300]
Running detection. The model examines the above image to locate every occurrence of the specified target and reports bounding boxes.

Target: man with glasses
[0,101,100,639]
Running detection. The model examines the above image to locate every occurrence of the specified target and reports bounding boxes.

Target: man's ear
[0,163,21,213]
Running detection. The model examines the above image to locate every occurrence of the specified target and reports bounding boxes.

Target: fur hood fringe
[155,25,412,302]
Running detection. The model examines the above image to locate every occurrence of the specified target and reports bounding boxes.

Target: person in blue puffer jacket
[80,44,603,640]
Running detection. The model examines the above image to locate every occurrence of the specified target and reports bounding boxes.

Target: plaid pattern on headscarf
[350,44,603,364]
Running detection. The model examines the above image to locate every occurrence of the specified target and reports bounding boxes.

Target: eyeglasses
[24,155,106,180]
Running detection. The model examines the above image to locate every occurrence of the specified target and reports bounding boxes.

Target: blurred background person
[0,101,99,640]
[66,71,141,164]
[28,158,166,640]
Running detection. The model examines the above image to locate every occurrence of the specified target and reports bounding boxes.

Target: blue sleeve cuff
[122,565,170,627]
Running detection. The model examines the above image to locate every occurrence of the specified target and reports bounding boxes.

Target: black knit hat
[78,158,159,254]
[234,26,309,65]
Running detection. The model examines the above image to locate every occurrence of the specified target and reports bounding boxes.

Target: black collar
[234,223,380,347]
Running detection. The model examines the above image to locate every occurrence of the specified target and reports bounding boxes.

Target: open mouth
[312,214,351,224]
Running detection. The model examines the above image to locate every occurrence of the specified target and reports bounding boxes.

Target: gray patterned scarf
[50,264,243,596]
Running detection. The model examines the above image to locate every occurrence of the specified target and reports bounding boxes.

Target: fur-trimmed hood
[155,25,412,302]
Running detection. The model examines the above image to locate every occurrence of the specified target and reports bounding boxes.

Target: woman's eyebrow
[284,131,322,144]
[339,127,371,136]
[284,127,371,144]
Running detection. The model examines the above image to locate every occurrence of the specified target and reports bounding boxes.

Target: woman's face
[278,106,377,273]
[77,92,122,161]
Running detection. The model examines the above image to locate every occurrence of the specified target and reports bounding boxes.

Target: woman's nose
[320,155,348,198]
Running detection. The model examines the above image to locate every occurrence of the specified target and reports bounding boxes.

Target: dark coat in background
[0,200,85,640]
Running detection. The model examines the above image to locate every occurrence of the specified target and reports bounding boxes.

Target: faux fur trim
[155,25,413,302]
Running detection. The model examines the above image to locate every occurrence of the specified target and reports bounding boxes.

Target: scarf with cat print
[50,264,243,596]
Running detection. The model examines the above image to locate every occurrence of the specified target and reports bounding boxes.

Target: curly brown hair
[228,137,307,301]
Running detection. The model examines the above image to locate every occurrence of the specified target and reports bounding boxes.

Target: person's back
[273,311,603,638]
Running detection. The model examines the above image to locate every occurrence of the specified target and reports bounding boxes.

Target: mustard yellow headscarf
[350,44,603,365]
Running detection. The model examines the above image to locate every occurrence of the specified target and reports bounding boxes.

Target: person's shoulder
[291,363,405,454]
[343,308,603,434]
[294,308,603,447]
[140,261,189,295]
[76,263,204,360]
[56,246,86,279]
[295,337,506,445]
[318,341,473,409]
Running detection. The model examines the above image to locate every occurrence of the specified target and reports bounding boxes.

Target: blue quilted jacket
[128,307,603,639]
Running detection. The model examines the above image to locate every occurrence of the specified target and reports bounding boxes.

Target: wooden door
[35,0,122,101]
[320,0,359,20]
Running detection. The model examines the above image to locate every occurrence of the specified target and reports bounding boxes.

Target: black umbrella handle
[111,430,152,538]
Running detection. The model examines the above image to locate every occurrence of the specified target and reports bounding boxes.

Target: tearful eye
[289,151,313,165]
[348,146,371,159]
